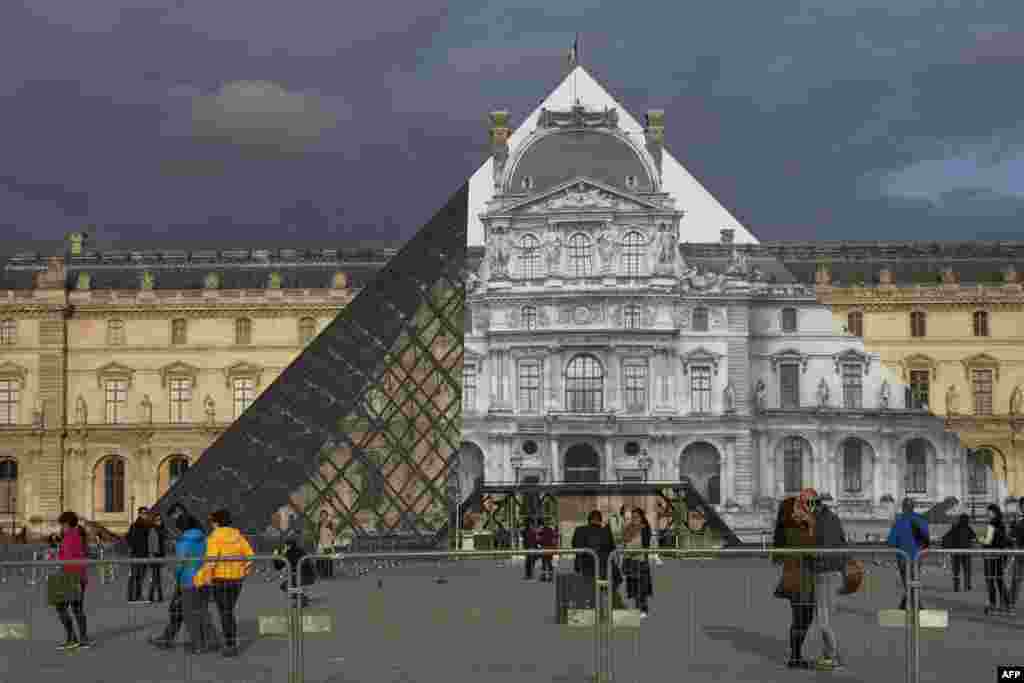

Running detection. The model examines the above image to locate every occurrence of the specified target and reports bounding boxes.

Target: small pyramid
[468,66,756,247]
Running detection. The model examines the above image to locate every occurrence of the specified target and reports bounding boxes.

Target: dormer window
[521,176,534,191]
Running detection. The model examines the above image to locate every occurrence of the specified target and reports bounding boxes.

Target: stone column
[606,350,618,412]
[605,440,615,482]
[550,437,560,483]
[724,437,736,504]
[872,443,883,505]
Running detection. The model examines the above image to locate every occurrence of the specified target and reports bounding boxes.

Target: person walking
[812,494,848,671]
[523,519,542,580]
[622,508,653,617]
[316,510,335,580]
[886,497,929,610]
[53,511,94,650]
[571,510,623,610]
[1006,497,1024,609]
[538,519,556,582]
[941,513,976,592]
[150,514,216,652]
[193,509,254,657]
[147,512,167,603]
[980,503,1012,615]
[126,507,151,603]
[772,489,818,670]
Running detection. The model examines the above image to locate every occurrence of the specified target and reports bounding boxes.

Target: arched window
[0,459,16,514]
[622,231,645,277]
[521,306,538,331]
[519,235,542,280]
[567,233,593,278]
[299,317,317,345]
[99,456,126,514]
[910,311,926,338]
[847,311,863,337]
[0,319,16,345]
[623,304,642,330]
[692,307,709,332]
[157,455,190,498]
[565,354,604,413]
[235,318,252,345]
[842,439,863,493]
[904,439,928,494]
[564,444,601,483]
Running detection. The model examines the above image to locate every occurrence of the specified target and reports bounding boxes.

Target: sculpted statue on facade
[726,247,749,276]
[656,224,677,265]
[754,380,767,413]
[817,378,830,408]
[204,395,216,424]
[544,232,562,274]
[946,384,960,415]
[140,394,153,423]
[879,380,890,409]
[465,267,483,294]
[268,271,282,289]
[141,271,155,290]
[489,234,510,278]
[597,230,617,270]
[75,395,87,425]
[1011,385,1024,416]
[724,382,736,412]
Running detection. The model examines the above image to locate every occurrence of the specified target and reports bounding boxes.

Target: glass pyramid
[154,184,468,549]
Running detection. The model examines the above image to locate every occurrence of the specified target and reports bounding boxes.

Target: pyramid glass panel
[153,184,467,549]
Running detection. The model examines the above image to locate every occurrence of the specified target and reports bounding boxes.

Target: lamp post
[9,494,15,544]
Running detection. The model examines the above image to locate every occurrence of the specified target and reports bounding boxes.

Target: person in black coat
[1007,498,1024,609]
[274,538,317,607]
[147,512,168,603]
[621,508,653,616]
[941,513,977,592]
[981,504,1012,614]
[571,510,623,599]
[125,508,151,603]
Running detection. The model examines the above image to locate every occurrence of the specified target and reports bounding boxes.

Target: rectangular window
[104,379,127,424]
[842,441,863,492]
[781,308,797,333]
[0,380,18,425]
[847,311,863,337]
[169,378,192,424]
[972,369,993,416]
[907,370,929,410]
[783,438,803,494]
[910,311,926,338]
[463,365,477,411]
[842,364,863,409]
[103,459,125,513]
[690,366,711,413]
[232,378,256,419]
[623,362,648,412]
[517,361,541,413]
[624,306,641,330]
[780,364,800,409]
[972,311,989,337]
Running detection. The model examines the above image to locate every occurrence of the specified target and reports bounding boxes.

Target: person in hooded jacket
[941,513,977,592]
[1007,497,1024,609]
[54,511,94,650]
[149,514,215,652]
[193,509,254,657]
[980,503,1012,615]
[886,497,929,610]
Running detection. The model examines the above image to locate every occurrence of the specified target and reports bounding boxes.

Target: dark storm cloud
[2,0,1023,259]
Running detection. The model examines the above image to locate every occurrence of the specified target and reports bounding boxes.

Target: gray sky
[2,0,1022,259]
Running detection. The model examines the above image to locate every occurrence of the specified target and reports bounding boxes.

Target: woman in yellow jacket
[193,509,254,657]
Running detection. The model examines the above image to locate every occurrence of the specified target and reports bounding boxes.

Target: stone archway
[564,443,601,483]
[456,441,486,498]
[680,441,722,505]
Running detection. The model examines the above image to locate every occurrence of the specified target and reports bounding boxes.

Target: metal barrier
[294,549,601,683]
[604,547,912,683]
[0,554,289,682]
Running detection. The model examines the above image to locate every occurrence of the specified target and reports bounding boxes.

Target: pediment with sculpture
[502,179,663,215]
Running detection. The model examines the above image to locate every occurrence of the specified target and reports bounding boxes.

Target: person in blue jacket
[886,497,929,610]
[174,515,216,654]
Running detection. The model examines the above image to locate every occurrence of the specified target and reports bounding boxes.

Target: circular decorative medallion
[573,306,591,324]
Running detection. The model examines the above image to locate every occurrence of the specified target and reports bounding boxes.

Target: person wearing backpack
[886,497,929,610]
[940,513,976,592]
[980,503,1012,615]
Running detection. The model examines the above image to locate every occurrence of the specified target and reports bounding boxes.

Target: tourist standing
[148,512,167,603]
[126,507,151,603]
[538,519,556,582]
[940,513,976,592]
[980,503,1012,615]
[812,495,848,671]
[622,508,653,617]
[886,497,929,610]
[193,509,254,657]
[53,511,94,650]
[523,518,542,580]
[1006,498,1024,609]
[773,489,818,670]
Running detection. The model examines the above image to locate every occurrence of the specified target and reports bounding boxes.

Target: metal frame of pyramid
[153,184,468,547]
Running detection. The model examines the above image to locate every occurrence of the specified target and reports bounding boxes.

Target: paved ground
[0,553,1017,682]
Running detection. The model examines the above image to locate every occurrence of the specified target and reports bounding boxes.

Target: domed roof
[508,129,653,194]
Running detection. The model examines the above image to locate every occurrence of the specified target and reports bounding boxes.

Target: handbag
[47,573,82,606]
[840,559,865,595]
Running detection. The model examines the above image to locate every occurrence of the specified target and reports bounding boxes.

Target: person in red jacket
[538,520,557,582]
[55,511,94,650]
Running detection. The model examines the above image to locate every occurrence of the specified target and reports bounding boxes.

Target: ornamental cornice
[96,361,136,388]
[60,303,350,320]
[159,361,201,388]
[961,352,1000,382]
[820,286,1024,306]
[223,361,263,388]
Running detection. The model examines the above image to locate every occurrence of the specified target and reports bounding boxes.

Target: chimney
[879,268,894,285]
[33,256,66,290]
[67,230,89,257]
[720,229,735,245]
[489,111,510,190]
[644,110,664,180]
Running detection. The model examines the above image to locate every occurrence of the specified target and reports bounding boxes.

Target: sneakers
[221,646,239,658]
[640,611,648,619]
[78,638,95,649]
[786,659,812,670]
[57,639,80,651]
[815,656,843,671]
[148,636,173,650]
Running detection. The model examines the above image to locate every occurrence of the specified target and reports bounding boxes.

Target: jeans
[55,581,88,642]
[984,556,1009,609]
[148,563,164,602]
[1009,557,1024,607]
[161,586,184,641]
[210,580,243,649]
[182,587,212,650]
[813,571,841,660]
[525,549,553,578]
[789,602,815,661]
[896,558,924,609]
[127,562,147,601]
[951,555,972,591]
